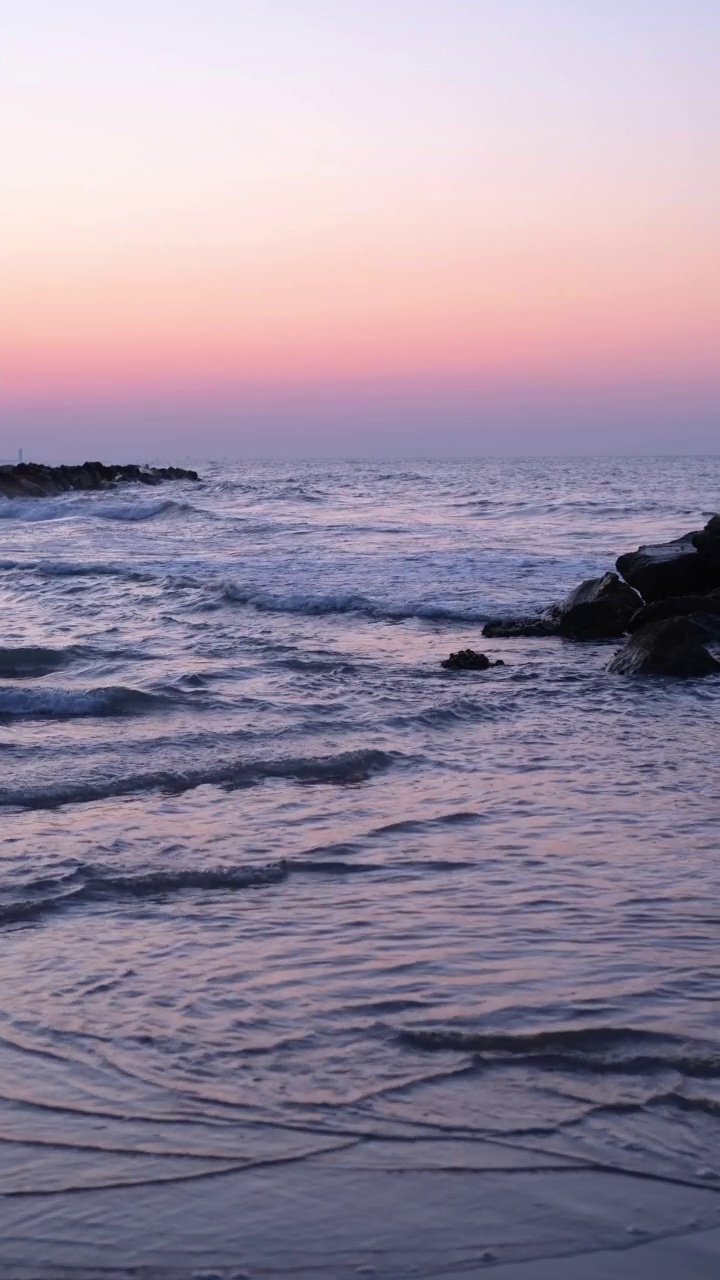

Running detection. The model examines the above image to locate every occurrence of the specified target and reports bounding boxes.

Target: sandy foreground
[0,1135,719,1280]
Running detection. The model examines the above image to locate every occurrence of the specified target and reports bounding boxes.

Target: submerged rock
[607,618,720,677]
[616,515,720,603]
[441,649,505,670]
[0,460,199,500]
[482,614,559,639]
[557,572,641,639]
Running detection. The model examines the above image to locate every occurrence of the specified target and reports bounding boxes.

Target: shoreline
[0,1157,719,1278]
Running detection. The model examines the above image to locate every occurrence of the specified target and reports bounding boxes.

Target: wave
[0,500,72,523]
[32,560,155,582]
[386,699,500,730]
[4,557,209,588]
[399,1025,720,1079]
[0,856,379,929]
[90,498,190,522]
[0,646,70,678]
[370,811,480,836]
[221,583,490,624]
[450,497,672,517]
[0,684,172,720]
[0,495,193,524]
[272,484,325,503]
[276,655,358,675]
[0,747,398,809]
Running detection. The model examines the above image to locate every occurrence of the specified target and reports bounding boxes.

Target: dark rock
[0,461,200,500]
[484,572,640,641]
[694,514,720,568]
[628,589,720,632]
[693,613,720,642]
[441,649,505,670]
[557,572,641,639]
[608,618,720,677]
[482,614,559,639]
[616,515,720,603]
[14,477,50,497]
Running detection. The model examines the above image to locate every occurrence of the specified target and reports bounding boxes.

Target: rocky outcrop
[616,515,720,603]
[470,514,720,674]
[608,619,720,677]
[441,649,505,670]
[0,461,199,499]
[628,589,720,632]
[483,572,640,641]
[557,572,641,639]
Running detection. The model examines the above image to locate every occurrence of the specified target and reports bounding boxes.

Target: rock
[0,461,200,500]
[441,649,505,670]
[484,572,640,641]
[628,589,720,632]
[608,618,720,677]
[694,513,720,564]
[482,614,559,638]
[557,572,641,639]
[693,612,720,641]
[616,515,720,603]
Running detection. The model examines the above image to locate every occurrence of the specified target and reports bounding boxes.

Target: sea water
[0,457,719,1274]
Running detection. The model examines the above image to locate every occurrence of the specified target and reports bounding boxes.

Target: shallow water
[1,457,719,1273]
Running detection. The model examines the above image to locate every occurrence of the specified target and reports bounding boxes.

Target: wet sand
[1,1147,719,1279]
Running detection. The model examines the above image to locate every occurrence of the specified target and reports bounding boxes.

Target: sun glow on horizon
[2,1,719,449]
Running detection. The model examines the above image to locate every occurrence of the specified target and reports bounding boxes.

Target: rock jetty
[481,513,720,677]
[0,460,199,499]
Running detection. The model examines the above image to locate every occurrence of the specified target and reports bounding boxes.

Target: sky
[2,0,719,458]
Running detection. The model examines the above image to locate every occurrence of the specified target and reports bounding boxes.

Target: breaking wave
[90,498,192,521]
[221,583,490,624]
[0,496,194,523]
[0,500,74,523]
[0,684,175,720]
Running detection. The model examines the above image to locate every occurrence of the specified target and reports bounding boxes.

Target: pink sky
[3,2,719,454]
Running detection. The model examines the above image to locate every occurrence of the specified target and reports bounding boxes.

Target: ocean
[0,456,719,1277]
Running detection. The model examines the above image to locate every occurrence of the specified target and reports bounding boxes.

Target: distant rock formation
[607,619,720,678]
[0,461,199,499]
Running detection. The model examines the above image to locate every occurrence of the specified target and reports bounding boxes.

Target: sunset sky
[3,1,719,457]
